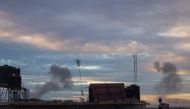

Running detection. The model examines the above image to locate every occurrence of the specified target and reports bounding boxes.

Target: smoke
[154,61,182,95]
[33,64,73,98]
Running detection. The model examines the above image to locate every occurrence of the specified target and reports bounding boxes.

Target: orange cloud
[141,94,158,104]
[178,43,190,52]
[141,93,190,107]
[0,29,149,53]
[158,25,190,38]
[72,77,122,86]
[16,35,62,51]
[156,52,186,63]
[178,69,190,74]
[78,41,148,53]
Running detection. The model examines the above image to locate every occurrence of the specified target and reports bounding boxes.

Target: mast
[75,59,84,102]
[133,54,137,84]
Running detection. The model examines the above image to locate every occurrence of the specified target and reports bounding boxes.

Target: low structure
[158,98,169,109]
[0,65,146,109]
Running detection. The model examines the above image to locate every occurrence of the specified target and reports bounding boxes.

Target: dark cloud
[154,61,182,94]
[32,64,73,98]
[1,0,189,44]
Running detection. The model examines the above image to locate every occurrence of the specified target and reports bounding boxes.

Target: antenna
[75,59,84,102]
[133,54,137,84]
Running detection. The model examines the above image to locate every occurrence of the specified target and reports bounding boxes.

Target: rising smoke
[33,65,73,98]
[154,61,182,95]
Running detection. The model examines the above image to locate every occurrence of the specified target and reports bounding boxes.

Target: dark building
[89,83,140,103]
[0,65,24,102]
[0,65,21,90]
[89,83,125,102]
[124,84,140,101]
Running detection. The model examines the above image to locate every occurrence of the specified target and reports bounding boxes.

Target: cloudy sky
[0,0,190,107]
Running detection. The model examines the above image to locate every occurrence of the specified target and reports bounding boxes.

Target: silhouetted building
[125,84,140,101]
[0,65,21,90]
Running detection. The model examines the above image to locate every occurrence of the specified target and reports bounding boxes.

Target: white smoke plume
[154,61,182,95]
[33,64,73,98]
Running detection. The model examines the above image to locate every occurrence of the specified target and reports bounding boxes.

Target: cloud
[0,27,149,53]
[0,11,14,29]
[32,64,73,98]
[158,26,190,38]
[0,1,190,72]
[0,0,189,55]
[154,62,182,94]
[177,43,190,52]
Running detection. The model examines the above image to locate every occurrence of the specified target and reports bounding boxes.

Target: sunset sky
[0,0,190,107]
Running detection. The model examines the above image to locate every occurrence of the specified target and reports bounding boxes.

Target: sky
[0,0,190,107]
